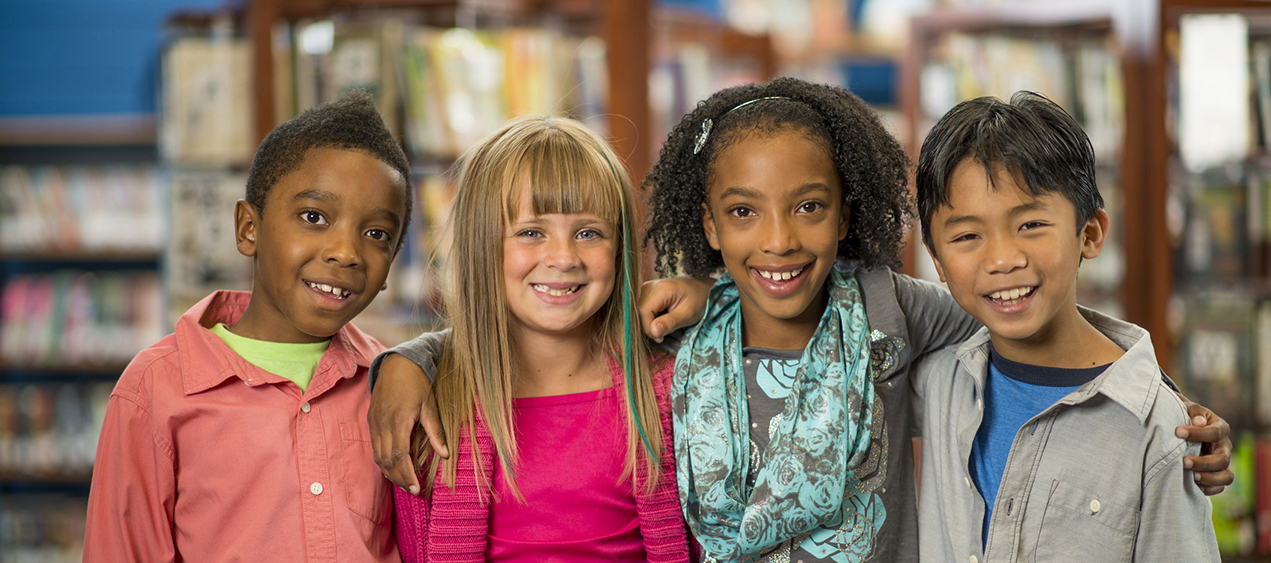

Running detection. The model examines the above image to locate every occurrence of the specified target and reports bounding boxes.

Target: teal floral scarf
[673,269,875,561]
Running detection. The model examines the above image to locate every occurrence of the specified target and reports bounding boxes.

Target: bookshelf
[0,148,162,560]
[902,4,1134,315]
[1150,1,1271,558]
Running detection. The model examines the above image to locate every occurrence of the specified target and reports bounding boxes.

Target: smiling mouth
[756,266,806,282]
[307,281,352,299]
[532,284,581,296]
[987,286,1035,305]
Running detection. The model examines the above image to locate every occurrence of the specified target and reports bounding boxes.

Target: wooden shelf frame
[901,4,1174,364]
[246,0,654,181]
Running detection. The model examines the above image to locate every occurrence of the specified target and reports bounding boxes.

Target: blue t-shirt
[969,347,1108,545]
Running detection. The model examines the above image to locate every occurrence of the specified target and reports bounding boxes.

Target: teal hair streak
[609,156,659,466]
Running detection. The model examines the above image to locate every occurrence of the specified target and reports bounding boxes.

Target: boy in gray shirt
[911,92,1220,561]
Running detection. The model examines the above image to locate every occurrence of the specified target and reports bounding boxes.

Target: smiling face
[502,183,617,342]
[702,129,849,350]
[232,147,407,343]
[926,158,1108,354]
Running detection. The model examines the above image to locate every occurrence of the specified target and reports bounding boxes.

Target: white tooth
[1022,286,1033,296]
[760,270,772,280]
[1008,288,1019,300]
[782,271,792,281]
[990,291,1001,300]
[319,284,331,293]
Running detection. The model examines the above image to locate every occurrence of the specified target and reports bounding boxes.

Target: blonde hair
[417,116,664,498]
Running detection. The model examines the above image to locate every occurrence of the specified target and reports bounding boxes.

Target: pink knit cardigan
[392,356,691,562]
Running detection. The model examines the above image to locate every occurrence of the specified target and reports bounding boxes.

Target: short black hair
[642,76,912,277]
[915,91,1103,252]
[246,90,413,246]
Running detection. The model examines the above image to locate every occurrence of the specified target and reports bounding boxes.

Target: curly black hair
[245,90,413,247]
[642,77,912,277]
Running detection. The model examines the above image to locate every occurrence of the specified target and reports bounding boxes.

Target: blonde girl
[388,116,690,563]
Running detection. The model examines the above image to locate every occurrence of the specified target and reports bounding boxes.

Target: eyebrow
[293,189,337,203]
[716,183,833,201]
[293,189,402,228]
[940,199,1049,227]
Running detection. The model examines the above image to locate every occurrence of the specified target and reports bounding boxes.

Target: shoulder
[112,333,182,408]
[338,321,388,357]
[910,343,963,394]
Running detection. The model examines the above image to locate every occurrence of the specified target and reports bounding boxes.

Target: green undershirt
[210,323,330,392]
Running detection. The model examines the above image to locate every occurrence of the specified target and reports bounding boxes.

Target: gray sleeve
[1134,439,1221,561]
[891,271,981,357]
[369,329,449,386]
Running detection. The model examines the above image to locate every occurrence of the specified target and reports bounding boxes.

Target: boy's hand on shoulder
[1175,398,1234,496]
[638,276,714,341]
[369,353,446,495]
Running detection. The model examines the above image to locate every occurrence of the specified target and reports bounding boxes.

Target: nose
[983,236,1026,274]
[758,213,799,255]
[325,227,362,268]
[543,236,581,270]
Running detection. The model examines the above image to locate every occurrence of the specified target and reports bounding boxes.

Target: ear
[702,202,721,251]
[1080,209,1110,260]
[838,200,852,241]
[234,199,260,258]
[925,243,948,284]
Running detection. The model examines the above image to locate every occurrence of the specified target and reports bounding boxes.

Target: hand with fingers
[368,353,447,495]
[1175,398,1234,496]
[638,276,715,341]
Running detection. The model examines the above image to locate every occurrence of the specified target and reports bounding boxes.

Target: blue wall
[0,0,228,116]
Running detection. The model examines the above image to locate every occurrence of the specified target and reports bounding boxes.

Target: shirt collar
[954,306,1161,424]
[174,290,378,395]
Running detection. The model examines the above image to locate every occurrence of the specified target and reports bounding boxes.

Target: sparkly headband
[692,96,792,155]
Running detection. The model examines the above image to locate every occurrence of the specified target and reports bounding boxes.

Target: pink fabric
[83,290,400,563]
[486,386,645,562]
[393,356,690,563]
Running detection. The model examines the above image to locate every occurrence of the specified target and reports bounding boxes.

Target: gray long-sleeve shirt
[911,307,1220,562]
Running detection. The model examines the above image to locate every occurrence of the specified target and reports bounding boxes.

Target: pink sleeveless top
[485,385,646,562]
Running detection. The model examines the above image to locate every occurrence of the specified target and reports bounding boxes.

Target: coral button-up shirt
[83,290,400,563]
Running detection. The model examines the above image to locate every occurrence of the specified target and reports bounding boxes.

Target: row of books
[0,165,163,254]
[0,383,110,479]
[1171,160,1271,280]
[162,19,612,165]
[1172,298,1271,431]
[0,494,87,563]
[917,31,1124,161]
[0,272,164,369]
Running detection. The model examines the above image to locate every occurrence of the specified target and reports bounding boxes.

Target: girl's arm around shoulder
[881,269,981,355]
[368,330,450,495]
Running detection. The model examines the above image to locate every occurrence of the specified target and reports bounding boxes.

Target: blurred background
[1,0,1270,560]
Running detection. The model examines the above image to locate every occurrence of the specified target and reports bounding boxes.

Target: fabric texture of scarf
[673,269,875,561]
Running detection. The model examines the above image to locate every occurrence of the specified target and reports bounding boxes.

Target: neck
[739,285,828,351]
[989,307,1124,369]
[510,324,611,398]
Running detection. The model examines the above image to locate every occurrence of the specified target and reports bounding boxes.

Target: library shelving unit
[245,0,655,181]
[901,3,1136,310]
[0,138,164,560]
[1150,1,1271,558]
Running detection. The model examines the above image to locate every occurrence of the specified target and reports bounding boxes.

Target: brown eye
[301,210,327,225]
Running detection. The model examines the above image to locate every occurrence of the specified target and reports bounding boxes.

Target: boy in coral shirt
[84,91,410,563]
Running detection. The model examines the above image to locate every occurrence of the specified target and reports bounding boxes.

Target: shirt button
[310,482,323,495]
[745,359,751,365]
[1090,499,1101,513]
[965,476,973,489]
[886,381,893,388]
[301,402,311,413]
[970,556,979,563]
